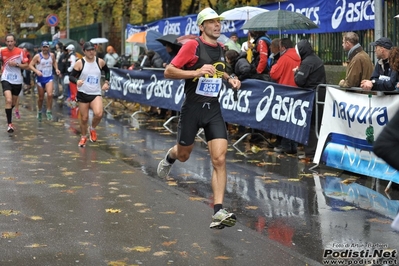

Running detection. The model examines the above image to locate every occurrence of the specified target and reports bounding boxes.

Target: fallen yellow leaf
[158,226,170,229]
[106,260,128,266]
[264,180,279,184]
[0,209,20,216]
[251,145,261,153]
[159,211,176,214]
[367,218,392,224]
[30,216,43,220]
[189,197,204,201]
[215,256,232,260]
[137,208,151,213]
[49,184,66,188]
[123,246,151,252]
[153,251,170,256]
[162,240,177,246]
[25,243,47,248]
[2,232,22,239]
[105,208,122,213]
[245,206,259,210]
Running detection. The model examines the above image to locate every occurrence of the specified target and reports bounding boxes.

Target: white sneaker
[210,209,237,229]
[157,148,173,178]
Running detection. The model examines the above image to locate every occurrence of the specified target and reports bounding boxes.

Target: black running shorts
[1,81,22,96]
[77,91,101,103]
[177,100,227,146]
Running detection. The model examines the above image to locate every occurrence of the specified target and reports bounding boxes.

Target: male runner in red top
[0,34,29,133]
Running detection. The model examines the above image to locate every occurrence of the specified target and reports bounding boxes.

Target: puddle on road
[48,103,399,265]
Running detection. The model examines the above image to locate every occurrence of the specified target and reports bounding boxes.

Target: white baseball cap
[197,7,223,26]
[66,44,75,51]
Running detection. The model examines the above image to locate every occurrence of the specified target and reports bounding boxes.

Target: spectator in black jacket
[360,37,398,91]
[294,39,326,160]
[225,50,252,80]
[373,46,399,170]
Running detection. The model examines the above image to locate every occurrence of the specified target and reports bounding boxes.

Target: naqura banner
[106,68,315,144]
[314,86,399,184]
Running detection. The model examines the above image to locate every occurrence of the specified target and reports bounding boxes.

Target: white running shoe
[157,148,173,178]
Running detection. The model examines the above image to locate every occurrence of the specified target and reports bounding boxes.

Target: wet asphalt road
[0,94,398,266]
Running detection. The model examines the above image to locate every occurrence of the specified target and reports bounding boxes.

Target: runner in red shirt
[0,34,29,133]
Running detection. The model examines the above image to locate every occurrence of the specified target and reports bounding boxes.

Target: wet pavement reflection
[19,96,399,264]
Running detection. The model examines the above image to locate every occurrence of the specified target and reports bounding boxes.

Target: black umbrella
[18,42,34,51]
[156,34,182,54]
[156,34,180,46]
[57,38,84,56]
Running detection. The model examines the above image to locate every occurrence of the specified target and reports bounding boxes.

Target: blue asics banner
[259,0,375,33]
[106,68,315,144]
[126,0,375,38]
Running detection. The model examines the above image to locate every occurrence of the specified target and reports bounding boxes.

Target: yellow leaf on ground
[264,180,279,184]
[30,216,43,220]
[189,197,204,201]
[2,231,22,238]
[121,170,135,174]
[134,203,145,206]
[61,172,76,176]
[61,190,76,194]
[25,243,47,248]
[180,181,197,184]
[106,260,128,266]
[158,226,170,229]
[117,194,130,198]
[251,145,261,153]
[124,246,151,252]
[159,211,176,214]
[167,181,178,186]
[153,251,170,256]
[0,210,19,216]
[106,208,122,213]
[49,184,66,188]
[91,196,104,200]
[162,240,177,246]
[137,208,151,213]
[245,206,258,210]
[179,251,189,257]
[367,218,392,224]
[215,256,232,260]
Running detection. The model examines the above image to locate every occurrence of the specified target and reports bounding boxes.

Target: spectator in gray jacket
[141,50,164,68]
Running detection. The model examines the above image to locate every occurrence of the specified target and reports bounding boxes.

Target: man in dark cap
[360,37,398,91]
